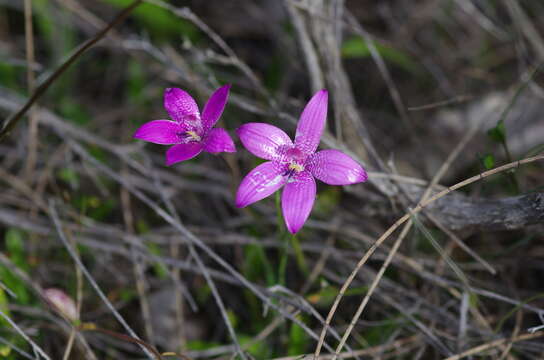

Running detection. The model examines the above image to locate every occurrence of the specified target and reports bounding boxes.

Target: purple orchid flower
[235,89,368,234]
[133,85,236,165]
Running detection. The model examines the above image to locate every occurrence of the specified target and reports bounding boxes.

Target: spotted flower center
[186,130,201,142]
[177,130,202,143]
[279,147,307,179]
[288,162,304,173]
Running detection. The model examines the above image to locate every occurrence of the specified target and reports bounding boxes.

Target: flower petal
[201,84,230,130]
[164,88,200,123]
[307,149,368,185]
[165,143,203,165]
[203,128,236,154]
[237,123,293,160]
[133,120,181,145]
[236,161,286,208]
[281,171,316,234]
[294,89,328,155]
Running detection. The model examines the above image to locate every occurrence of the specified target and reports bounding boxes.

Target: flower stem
[276,191,288,285]
[275,192,309,283]
[289,234,309,276]
[278,236,289,286]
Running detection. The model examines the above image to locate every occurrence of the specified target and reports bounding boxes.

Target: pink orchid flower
[236,89,368,234]
[134,85,236,165]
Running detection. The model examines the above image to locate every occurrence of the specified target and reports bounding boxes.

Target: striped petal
[204,128,236,154]
[236,161,286,208]
[307,149,368,185]
[165,143,203,165]
[133,120,181,145]
[281,171,316,234]
[294,90,328,155]
[202,84,230,130]
[164,88,200,123]
[237,123,293,160]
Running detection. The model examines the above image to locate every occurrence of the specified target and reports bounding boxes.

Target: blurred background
[0,0,543,359]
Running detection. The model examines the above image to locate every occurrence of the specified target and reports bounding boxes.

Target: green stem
[275,192,288,285]
[274,192,310,283]
[501,140,520,193]
[289,234,308,276]
[275,191,282,230]
[278,236,289,286]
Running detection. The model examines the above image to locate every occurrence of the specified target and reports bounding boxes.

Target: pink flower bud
[44,288,77,321]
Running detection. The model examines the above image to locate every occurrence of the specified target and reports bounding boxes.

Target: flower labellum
[134,85,236,165]
[236,89,367,234]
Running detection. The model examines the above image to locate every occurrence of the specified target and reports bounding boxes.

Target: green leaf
[196,284,211,304]
[0,288,10,326]
[483,154,495,170]
[307,285,367,307]
[5,229,28,271]
[119,288,137,302]
[264,55,283,92]
[0,62,20,91]
[0,268,30,305]
[313,187,341,217]
[239,334,270,358]
[487,119,506,143]
[74,196,115,221]
[57,168,80,189]
[288,320,309,355]
[6,229,24,259]
[146,243,168,279]
[0,344,11,357]
[186,340,220,350]
[59,99,91,126]
[103,0,199,41]
[33,0,54,40]
[361,315,402,346]
[341,36,419,73]
[0,237,31,304]
[127,60,145,103]
[88,145,107,163]
[226,309,238,329]
[242,244,275,285]
[469,293,479,308]
[136,220,150,234]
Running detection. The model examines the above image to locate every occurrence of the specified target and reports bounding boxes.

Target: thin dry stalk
[285,0,325,93]
[505,0,544,61]
[23,0,39,182]
[445,331,544,360]
[274,335,420,360]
